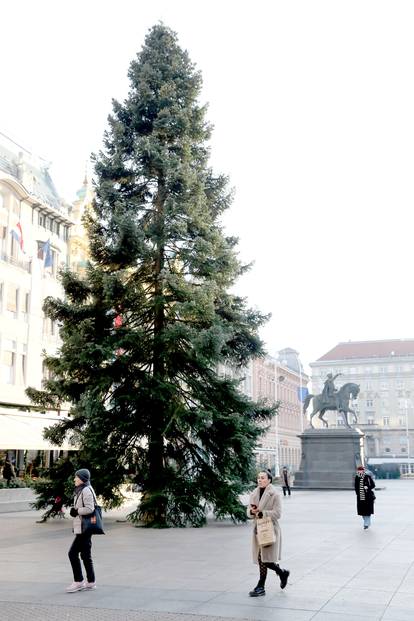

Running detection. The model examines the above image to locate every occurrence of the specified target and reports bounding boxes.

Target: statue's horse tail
[303,393,313,414]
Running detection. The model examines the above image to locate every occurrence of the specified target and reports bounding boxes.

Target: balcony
[0,251,31,273]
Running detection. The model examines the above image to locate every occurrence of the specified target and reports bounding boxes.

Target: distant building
[311,340,414,476]
[0,132,73,472]
[68,172,93,277]
[220,349,308,475]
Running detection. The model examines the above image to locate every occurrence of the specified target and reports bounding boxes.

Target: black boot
[249,585,266,597]
[279,569,290,589]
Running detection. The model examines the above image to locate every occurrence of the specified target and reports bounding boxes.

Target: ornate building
[311,340,414,476]
[0,132,73,471]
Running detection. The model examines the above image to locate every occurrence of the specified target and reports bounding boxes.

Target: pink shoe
[84,581,96,590]
[66,581,85,592]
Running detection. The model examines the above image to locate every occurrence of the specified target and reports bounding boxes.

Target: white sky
[1,0,414,372]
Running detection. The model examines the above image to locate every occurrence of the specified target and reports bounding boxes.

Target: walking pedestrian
[66,468,97,593]
[280,466,291,496]
[355,464,376,530]
[2,457,15,487]
[248,470,290,597]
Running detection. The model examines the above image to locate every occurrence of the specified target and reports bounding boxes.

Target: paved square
[0,479,413,620]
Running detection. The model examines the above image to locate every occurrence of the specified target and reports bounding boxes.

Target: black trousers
[68,533,95,582]
[282,485,291,496]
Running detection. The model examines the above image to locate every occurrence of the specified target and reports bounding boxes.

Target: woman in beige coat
[248,470,290,597]
[66,469,97,593]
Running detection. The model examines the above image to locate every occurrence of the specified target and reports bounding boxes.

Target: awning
[0,410,77,451]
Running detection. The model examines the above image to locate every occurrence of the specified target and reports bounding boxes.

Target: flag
[297,387,309,402]
[42,239,53,268]
[10,222,24,252]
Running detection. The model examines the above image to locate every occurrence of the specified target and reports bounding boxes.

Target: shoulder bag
[81,488,105,536]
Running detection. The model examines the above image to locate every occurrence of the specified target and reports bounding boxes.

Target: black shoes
[280,569,290,589]
[249,586,265,597]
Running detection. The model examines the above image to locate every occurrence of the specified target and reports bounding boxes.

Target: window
[38,212,46,228]
[20,352,27,385]
[366,400,373,408]
[21,292,29,320]
[367,417,375,425]
[401,447,407,453]
[1,343,16,384]
[385,447,391,453]
[383,417,390,426]
[6,285,18,318]
[366,381,372,390]
[381,382,388,390]
[0,225,6,255]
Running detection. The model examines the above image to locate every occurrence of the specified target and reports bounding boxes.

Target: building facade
[0,132,73,472]
[220,349,308,476]
[311,340,414,476]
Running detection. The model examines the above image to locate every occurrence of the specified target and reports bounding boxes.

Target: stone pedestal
[294,428,365,489]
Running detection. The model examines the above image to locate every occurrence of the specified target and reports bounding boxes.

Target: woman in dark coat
[355,465,375,529]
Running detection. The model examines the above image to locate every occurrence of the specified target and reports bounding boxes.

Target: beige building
[220,348,308,475]
[0,132,74,471]
[68,173,93,277]
[311,340,414,476]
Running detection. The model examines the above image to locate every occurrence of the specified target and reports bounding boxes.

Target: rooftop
[317,339,414,362]
[0,131,67,215]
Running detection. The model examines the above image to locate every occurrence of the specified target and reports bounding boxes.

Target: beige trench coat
[72,485,95,535]
[247,484,282,564]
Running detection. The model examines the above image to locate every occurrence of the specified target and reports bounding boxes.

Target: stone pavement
[1,480,414,621]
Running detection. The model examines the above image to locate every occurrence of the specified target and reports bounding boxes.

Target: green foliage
[27,23,274,527]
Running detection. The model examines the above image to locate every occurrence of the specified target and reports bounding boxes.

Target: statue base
[294,427,365,490]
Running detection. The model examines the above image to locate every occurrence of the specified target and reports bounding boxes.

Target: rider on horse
[322,373,342,408]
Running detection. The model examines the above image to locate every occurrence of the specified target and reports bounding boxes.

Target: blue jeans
[363,515,371,528]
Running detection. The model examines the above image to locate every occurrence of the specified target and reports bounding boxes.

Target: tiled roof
[317,340,414,362]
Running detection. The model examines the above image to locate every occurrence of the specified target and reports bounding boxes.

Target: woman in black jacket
[355,465,375,529]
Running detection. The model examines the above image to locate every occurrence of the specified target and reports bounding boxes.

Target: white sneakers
[65,580,96,592]
[66,581,85,592]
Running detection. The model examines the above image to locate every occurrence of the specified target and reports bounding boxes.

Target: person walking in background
[66,469,97,593]
[247,470,290,597]
[355,464,376,530]
[2,457,15,487]
[281,466,291,496]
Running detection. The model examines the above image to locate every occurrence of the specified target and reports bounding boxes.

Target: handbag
[81,489,105,536]
[256,516,276,547]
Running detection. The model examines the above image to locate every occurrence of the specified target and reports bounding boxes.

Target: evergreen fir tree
[28,24,274,527]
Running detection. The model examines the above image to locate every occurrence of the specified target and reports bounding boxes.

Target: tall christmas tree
[28,24,274,527]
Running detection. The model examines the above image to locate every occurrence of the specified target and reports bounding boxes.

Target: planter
[0,487,36,513]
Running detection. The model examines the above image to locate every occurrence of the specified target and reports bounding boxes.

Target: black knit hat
[75,468,91,483]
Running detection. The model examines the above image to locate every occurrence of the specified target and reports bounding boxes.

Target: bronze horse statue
[303,382,360,428]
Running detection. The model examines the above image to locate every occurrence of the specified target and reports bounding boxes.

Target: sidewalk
[0,480,413,621]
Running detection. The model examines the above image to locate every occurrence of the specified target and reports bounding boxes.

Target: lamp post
[290,350,304,432]
[274,365,285,476]
[404,398,411,462]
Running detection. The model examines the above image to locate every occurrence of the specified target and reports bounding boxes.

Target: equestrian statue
[303,373,360,428]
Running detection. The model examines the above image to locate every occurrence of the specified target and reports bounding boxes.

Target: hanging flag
[297,387,309,402]
[42,239,53,268]
[10,222,25,252]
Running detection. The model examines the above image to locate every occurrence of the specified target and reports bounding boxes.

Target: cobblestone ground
[0,603,246,621]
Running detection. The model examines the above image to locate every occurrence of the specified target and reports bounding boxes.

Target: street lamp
[274,368,285,476]
[404,398,411,461]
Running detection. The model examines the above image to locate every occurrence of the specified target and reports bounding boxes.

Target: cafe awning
[0,410,77,451]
